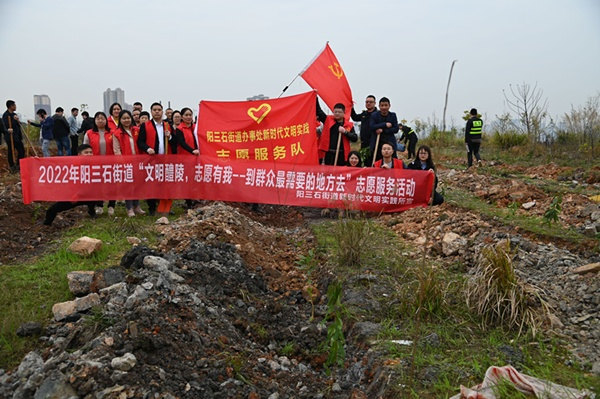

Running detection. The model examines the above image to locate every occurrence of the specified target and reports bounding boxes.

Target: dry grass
[466,240,551,337]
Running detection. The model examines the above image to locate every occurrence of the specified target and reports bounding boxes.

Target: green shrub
[491,131,528,149]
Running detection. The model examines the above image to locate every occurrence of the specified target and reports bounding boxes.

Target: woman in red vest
[113,110,145,217]
[176,107,199,209]
[107,103,122,132]
[83,111,117,215]
[373,142,404,169]
[175,108,199,155]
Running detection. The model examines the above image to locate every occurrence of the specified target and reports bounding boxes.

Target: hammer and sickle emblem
[247,103,272,124]
[328,63,344,80]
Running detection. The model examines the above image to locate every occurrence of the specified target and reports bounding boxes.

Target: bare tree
[442,59,457,132]
[564,93,600,158]
[503,82,548,142]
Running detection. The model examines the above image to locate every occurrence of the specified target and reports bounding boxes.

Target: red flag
[197,91,318,165]
[301,43,353,118]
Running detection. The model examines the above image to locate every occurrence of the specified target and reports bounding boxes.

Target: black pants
[467,142,481,167]
[70,135,79,155]
[45,201,96,225]
[146,199,158,215]
[407,136,418,159]
[4,133,25,169]
[323,150,347,166]
[432,191,444,206]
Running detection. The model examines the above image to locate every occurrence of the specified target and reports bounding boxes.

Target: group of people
[0,95,480,224]
[317,95,446,205]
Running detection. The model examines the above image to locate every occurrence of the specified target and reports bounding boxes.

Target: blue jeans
[41,139,52,157]
[56,136,70,156]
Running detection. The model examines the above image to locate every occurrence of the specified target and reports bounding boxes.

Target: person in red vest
[113,109,145,217]
[373,142,404,169]
[137,102,177,215]
[316,99,357,166]
[107,102,122,132]
[175,107,199,209]
[83,111,117,215]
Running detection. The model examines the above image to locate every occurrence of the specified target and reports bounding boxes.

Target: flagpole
[277,41,329,98]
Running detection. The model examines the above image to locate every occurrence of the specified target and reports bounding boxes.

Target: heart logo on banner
[247,103,272,124]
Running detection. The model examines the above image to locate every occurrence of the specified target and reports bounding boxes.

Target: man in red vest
[316,99,357,166]
[137,102,177,215]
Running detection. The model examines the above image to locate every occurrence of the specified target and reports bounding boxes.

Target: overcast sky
[1,0,599,127]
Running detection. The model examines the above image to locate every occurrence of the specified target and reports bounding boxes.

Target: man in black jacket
[351,95,377,165]
[465,108,483,168]
[77,111,95,135]
[370,97,399,164]
[397,123,418,159]
[52,107,71,156]
[2,100,25,171]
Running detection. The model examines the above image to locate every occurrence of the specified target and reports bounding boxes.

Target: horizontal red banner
[20,155,434,212]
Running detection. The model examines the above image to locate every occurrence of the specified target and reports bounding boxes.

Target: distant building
[103,88,126,114]
[33,94,51,118]
[246,94,269,101]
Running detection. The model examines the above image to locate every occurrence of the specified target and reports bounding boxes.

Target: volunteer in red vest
[373,141,404,169]
[175,107,199,209]
[107,102,122,132]
[83,111,117,215]
[113,109,145,217]
[316,99,357,166]
[137,102,177,216]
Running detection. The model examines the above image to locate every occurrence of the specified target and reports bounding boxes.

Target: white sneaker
[127,209,135,217]
[108,207,115,216]
[95,207,104,215]
[133,206,145,215]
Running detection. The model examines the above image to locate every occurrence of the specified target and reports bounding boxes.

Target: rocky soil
[0,146,599,398]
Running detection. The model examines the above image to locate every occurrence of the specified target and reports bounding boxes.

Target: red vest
[107,116,119,132]
[143,120,173,154]
[178,123,197,154]
[318,116,354,159]
[374,158,404,169]
[114,127,140,155]
[86,129,115,155]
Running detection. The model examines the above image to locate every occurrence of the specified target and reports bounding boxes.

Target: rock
[66,271,95,296]
[267,393,280,399]
[548,313,564,329]
[155,216,169,225]
[127,236,142,245]
[33,371,76,399]
[349,321,381,343]
[51,301,76,322]
[75,292,100,312]
[583,225,597,237]
[52,293,100,321]
[111,353,137,371]
[442,232,466,256]
[143,255,171,271]
[332,382,342,392]
[420,365,440,383]
[99,282,127,297]
[16,351,43,379]
[268,360,281,371]
[125,285,149,309]
[423,332,440,347]
[573,263,600,275]
[16,322,42,337]
[498,344,523,365]
[592,361,600,376]
[522,200,536,210]
[120,245,159,269]
[590,211,600,221]
[91,268,126,291]
[67,236,102,256]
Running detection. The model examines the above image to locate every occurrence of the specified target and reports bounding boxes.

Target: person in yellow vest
[465,108,483,168]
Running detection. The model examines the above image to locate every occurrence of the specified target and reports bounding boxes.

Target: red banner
[20,156,435,212]
[197,91,318,165]
[301,43,353,118]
